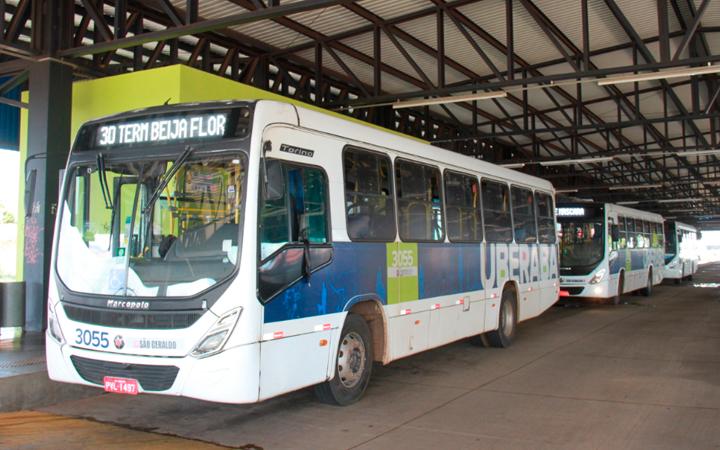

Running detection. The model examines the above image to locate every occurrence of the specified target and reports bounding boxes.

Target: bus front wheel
[314,313,373,406]
[486,287,518,348]
[612,274,624,305]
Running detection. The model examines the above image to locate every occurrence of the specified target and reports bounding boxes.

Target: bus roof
[74,99,554,192]
[282,101,554,192]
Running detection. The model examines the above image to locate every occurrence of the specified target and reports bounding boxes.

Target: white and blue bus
[557,203,664,304]
[47,100,559,405]
[663,221,700,282]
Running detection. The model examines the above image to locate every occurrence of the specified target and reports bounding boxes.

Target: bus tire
[642,269,653,297]
[486,287,518,348]
[612,274,624,305]
[314,313,373,406]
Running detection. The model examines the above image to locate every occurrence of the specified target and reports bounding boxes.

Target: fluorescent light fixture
[704,180,720,185]
[555,189,578,193]
[617,201,639,205]
[608,183,663,190]
[668,208,704,213]
[597,64,720,86]
[656,198,703,203]
[500,163,525,169]
[675,149,720,157]
[393,90,507,109]
[539,156,614,166]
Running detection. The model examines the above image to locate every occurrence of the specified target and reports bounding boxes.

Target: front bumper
[559,279,610,299]
[46,334,261,404]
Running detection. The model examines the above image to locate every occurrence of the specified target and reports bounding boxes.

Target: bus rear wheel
[486,287,518,348]
[642,269,653,297]
[314,313,373,406]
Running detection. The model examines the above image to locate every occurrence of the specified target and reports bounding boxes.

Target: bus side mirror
[678,233,683,243]
[264,159,284,201]
[697,231,702,240]
[611,224,620,242]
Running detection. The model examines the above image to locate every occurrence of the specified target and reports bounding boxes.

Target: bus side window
[626,218,635,249]
[618,216,627,249]
[534,192,555,244]
[444,171,482,242]
[511,186,537,244]
[481,180,513,243]
[395,159,444,242]
[342,147,396,241]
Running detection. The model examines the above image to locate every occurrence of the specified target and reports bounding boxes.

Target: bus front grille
[565,287,584,295]
[70,355,179,391]
[63,304,203,330]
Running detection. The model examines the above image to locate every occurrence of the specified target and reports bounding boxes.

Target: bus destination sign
[95,113,228,148]
[556,207,586,217]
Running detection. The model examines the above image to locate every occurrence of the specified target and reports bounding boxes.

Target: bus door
[607,216,620,279]
[511,186,540,321]
[534,192,558,312]
[257,126,337,400]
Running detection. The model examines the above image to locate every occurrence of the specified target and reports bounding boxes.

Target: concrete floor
[4,264,720,449]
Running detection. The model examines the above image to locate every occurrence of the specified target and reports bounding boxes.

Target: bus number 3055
[75,328,110,349]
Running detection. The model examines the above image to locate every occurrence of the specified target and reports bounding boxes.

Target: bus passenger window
[635,219,645,248]
[626,218,636,249]
[343,148,396,241]
[259,162,329,260]
[395,160,444,242]
[618,216,627,249]
[534,192,555,244]
[481,180,513,243]
[511,186,537,244]
[444,171,482,242]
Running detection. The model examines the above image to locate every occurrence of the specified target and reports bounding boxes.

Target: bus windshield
[56,154,247,298]
[559,221,605,269]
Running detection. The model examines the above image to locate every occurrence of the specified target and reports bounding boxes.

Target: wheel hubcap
[501,299,515,336]
[337,331,366,389]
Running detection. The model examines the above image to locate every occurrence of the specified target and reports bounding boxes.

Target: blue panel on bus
[609,248,664,274]
[263,242,487,323]
[263,242,388,323]
[417,243,483,298]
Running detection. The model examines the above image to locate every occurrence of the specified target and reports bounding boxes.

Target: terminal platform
[1,263,719,449]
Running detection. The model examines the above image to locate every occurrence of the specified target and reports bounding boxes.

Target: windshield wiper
[96,153,113,209]
[142,146,193,217]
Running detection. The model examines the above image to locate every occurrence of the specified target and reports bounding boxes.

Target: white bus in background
[557,203,665,305]
[663,221,700,282]
[46,100,559,406]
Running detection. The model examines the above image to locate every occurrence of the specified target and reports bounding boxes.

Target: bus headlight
[47,304,65,345]
[191,307,242,358]
[589,269,606,284]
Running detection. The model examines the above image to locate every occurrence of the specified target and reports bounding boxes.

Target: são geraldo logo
[114,336,125,350]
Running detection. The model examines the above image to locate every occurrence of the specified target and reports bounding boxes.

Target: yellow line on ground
[0,411,228,449]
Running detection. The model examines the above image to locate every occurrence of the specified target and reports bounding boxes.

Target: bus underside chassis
[315,313,373,405]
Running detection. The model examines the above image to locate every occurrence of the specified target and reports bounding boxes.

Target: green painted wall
[16,64,421,280]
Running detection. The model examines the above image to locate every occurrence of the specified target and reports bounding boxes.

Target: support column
[23,60,72,332]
